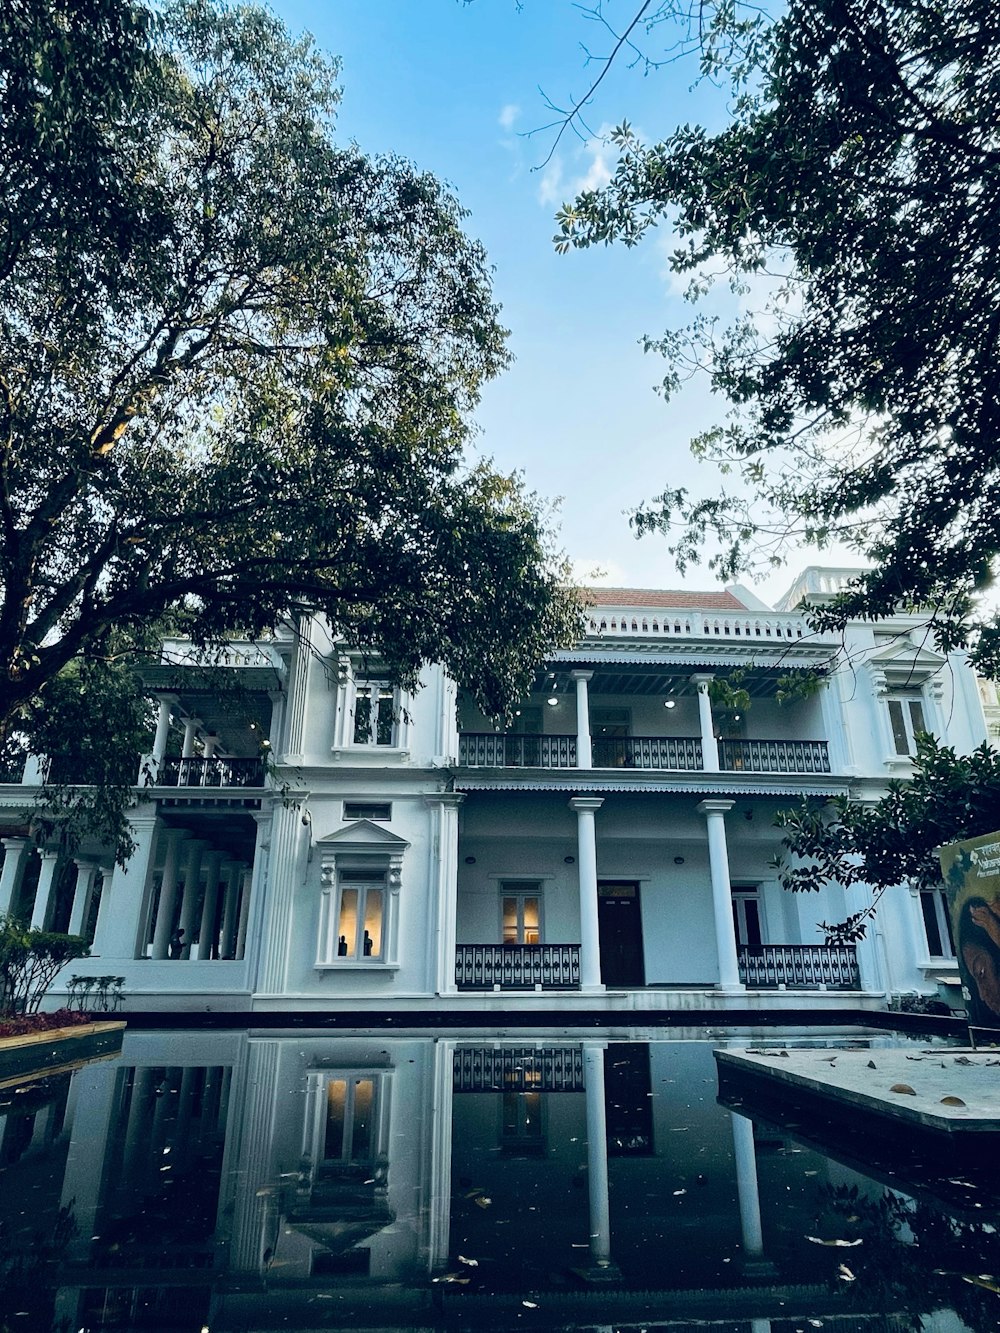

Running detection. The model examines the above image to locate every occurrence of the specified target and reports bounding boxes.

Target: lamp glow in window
[336,881,384,959]
[502,889,541,944]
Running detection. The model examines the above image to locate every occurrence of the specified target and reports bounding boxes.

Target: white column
[177,840,206,957]
[584,1042,613,1271]
[197,851,225,959]
[91,810,160,958]
[220,861,243,960]
[256,801,307,994]
[235,865,253,959]
[572,671,593,769]
[141,696,174,782]
[21,753,47,784]
[0,837,30,916]
[67,861,99,937]
[150,828,188,959]
[570,797,604,991]
[238,811,274,983]
[427,793,463,994]
[181,718,199,758]
[691,674,719,771]
[30,850,62,930]
[281,617,313,763]
[697,799,743,991]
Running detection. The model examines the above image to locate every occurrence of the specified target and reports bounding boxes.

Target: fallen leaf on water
[522,1300,538,1308]
[954,1055,975,1065]
[941,1096,967,1107]
[962,1275,1000,1294]
[889,1083,916,1095]
[474,1195,492,1209]
[806,1236,863,1248]
[672,1189,687,1196]
[838,1265,856,1282]
[432,1274,470,1285]
[457,1255,478,1267]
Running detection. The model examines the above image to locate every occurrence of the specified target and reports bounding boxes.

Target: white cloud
[535,128,615,208]
[498,103,520,131]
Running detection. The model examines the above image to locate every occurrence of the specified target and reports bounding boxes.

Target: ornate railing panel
[591,735,703,770]
[156,755,266,788]
[453,1045,586,1092]
[458,734,576,767]
[738,944,859,989]
[719,739,831,774]
[455,944,581,990]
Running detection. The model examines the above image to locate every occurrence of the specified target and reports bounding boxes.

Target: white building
[0,568,988,1015]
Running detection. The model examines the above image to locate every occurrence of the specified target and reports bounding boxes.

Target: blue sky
[272,1,799,603]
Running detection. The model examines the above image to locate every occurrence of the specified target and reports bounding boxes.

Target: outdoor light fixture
[674,856,685,865]
[564,855,576,864]
[464,856,476,864]
[663,700,676,709]
[547,696,559,706]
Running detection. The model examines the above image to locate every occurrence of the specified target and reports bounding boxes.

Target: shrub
[0,916,89,1016]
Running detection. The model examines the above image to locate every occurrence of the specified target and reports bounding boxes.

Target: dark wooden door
[597,882,645,986]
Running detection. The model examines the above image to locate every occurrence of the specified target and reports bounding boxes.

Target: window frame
[351,680,398,747]
[886,692,930,757]
[316,839,407,970]
[731,882,764,949]
[500,881,544,945]
[918,886,956,961]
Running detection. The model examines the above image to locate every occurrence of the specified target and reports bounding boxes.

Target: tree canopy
[775,735,1000,942]
[0,0,580,750]
[555,0,1000,676]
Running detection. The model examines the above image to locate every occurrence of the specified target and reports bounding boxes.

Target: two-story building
[0,568,988,1014]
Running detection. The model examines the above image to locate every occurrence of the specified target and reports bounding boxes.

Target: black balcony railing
[719,739,831,774]
[591,735,703,770]
[455,943,581,990]
[453,1046,586,1092]
[738,944,859,989]
[156,755,266,788]
[458,734,577,767]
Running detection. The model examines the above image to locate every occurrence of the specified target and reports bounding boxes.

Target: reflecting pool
[0,1029,996,1332]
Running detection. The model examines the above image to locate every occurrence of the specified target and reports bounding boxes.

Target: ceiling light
[664,700,676,709]
[547,696,559,706]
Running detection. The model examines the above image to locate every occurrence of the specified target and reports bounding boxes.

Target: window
[343,801,392,822]
[919,887,955,959]
[732,884,763,948]
[325,1076,379,1165]
[331,872,385,960]
[501,882,542,944]
[886,693,929,757]
[590,707,631,737]
[352,682,396,746]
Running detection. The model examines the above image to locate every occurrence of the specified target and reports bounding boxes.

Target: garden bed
[0,1011,125,1078]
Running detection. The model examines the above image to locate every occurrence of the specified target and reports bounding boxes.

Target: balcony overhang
[454,774,849,798]
[540,654,832,699]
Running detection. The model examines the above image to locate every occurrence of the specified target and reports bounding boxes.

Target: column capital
[423,792,465,809]
[570,669,594,682]
[569,796,604,813]
[1,835,29,850]
[696,798,735,816]
[690,673,715,690]
[38,848,62,863]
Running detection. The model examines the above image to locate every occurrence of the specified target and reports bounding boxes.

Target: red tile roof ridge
[584,587,750,611]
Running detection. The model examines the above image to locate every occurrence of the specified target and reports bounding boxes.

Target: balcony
[737,944,859,989]
[155,756,267,789]
[455,943,581,990]
[458,733,829,775]
[719,739,831,774]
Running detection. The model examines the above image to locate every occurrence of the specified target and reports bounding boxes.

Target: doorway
[597,881,645,986]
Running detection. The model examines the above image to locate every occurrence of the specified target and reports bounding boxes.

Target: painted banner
[938,829,1000,1029]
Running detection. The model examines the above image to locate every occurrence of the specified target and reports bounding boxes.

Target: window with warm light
[501,883,542,944]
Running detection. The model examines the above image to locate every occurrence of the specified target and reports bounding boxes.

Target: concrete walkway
[716,1044,1000,1133]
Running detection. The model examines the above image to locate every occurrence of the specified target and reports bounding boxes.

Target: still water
[1,1029,997,1332]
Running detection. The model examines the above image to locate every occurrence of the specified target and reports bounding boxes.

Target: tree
[774,736,1000,941]
[0,0,580,753]
[554,0,1000,675]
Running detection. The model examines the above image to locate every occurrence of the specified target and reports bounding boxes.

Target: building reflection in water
[0,1031,990,1332]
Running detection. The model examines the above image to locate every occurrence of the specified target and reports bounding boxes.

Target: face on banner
[939,830,1000,1029]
